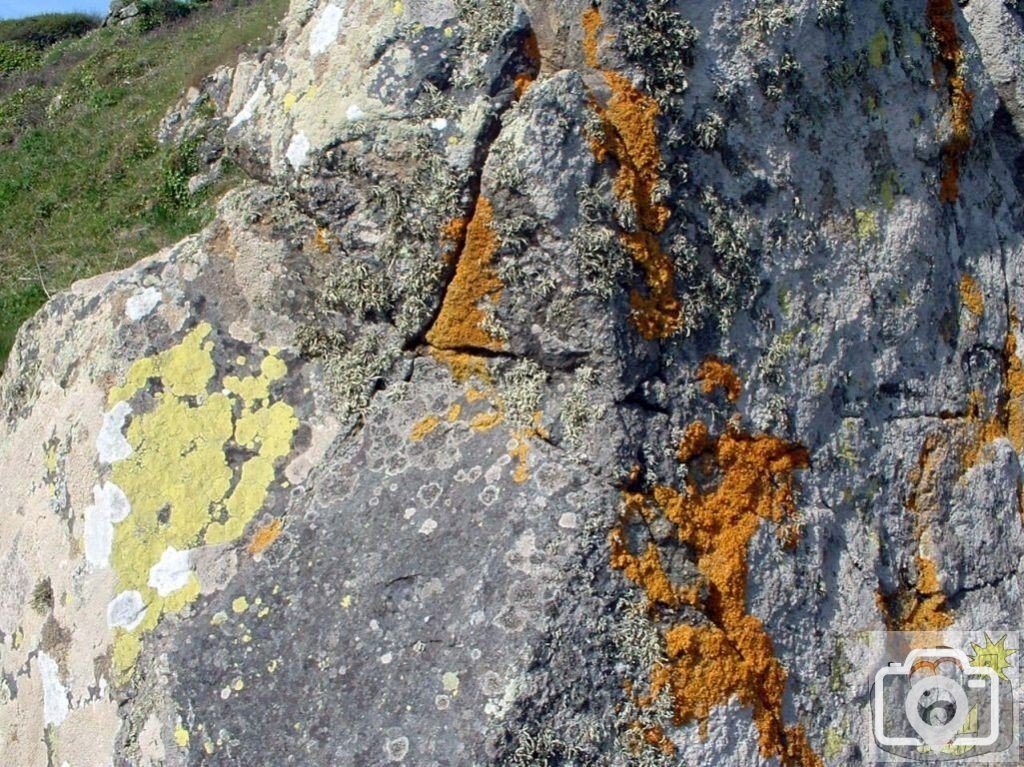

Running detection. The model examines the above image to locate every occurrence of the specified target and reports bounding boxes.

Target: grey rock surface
[4,0,1024,765]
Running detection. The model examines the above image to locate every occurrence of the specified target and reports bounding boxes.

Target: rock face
[3,0,1024,765]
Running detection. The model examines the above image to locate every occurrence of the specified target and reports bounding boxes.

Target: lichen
[104,323,298,676]
[926,0,973,202]
[958,274,984,319]
[247,518,283,556]
[426,197,507,351]
[696,357,742,402]
[582,9,681,340]
[410,414,442,441]
[609,366,820,766]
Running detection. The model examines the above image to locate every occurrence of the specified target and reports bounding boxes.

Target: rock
[158,65,236,147]
[4,0,1024,765]
[105,2,140,27]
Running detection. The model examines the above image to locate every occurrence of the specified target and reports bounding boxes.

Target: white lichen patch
[125,287,162,321]
[107,591,147,631]
[229,81,266,130]
[147,547,194,597]
[441,671,460,695]
[384,735,409,762]
[286,132,311,170]
[309,2,346,57]
[96,402,133,464]
[84,482,132,569]
[345,103,366,121]
[38,652,70,727]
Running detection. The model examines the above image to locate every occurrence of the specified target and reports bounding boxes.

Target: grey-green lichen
[560,365,601,449]
[499,359,547,427]
[607,0,699,105]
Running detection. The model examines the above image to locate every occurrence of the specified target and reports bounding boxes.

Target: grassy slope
[0,0,288,363]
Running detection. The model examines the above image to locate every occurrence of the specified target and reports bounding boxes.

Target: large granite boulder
[4,1,1024,765]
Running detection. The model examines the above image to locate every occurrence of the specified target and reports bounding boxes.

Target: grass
[0,0,289,365]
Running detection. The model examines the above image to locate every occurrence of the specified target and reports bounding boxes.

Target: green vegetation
[0,12,98,50]
[0,0,288,365]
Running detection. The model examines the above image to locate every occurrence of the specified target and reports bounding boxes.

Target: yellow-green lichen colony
[103,322,298,676]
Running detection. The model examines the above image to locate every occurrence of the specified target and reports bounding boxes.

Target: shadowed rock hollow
[3,0,1024,765]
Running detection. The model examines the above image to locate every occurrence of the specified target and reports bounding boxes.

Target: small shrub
[0,13,99,50]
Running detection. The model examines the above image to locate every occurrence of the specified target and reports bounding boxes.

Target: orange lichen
[510,436,531,483]
[959,274,984,318]
[581,7,603,68]
[610,374,818,764]
[958,311,1024,470]
[581,10,681,339]
[410,415,442,442]
[247,518,283,556]
[609,530,698,609]
[514,73,535,99]
[696,357,743,402]
[428,349,492,384]
[446,403,462,422]
[313,227,332,254]
[509,413,549,482]
[639,724,677,756]
[927,0,973,202]
[470,410,504,432]
[1003,314,1024,452]
[440,217,467,265]
[466,387,490,403]
[523,30,541,68]
[427,197,505,351]
[879,430,955,632]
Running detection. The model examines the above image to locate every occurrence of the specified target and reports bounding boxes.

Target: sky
[0,0,111,19]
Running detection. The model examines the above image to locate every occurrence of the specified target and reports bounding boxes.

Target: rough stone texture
[4,0,1024,765]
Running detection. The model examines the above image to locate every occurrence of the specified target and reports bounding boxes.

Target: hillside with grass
[0,0,288,362]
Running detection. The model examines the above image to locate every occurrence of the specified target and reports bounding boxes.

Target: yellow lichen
[410,415,442,442]
[509,413,549,483]
[174,722,190,748]
[105,323,298,676]
[868,30,889,68]
[610,368,820,766]
[426,198,505,351]
[854,209,878,240]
